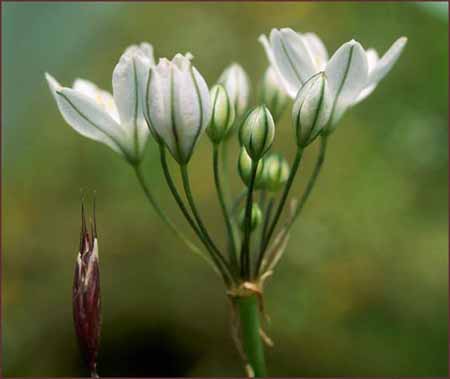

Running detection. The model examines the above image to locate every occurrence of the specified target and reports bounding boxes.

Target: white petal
[270,28,318,97]
[112,50,149,157]
[365,48,379,73]
[325,40,369,124]
[147,65,178,158]
[218,63,250,117]
[353,83,377,104]
[46,73,124,155]
[73,79,98,98]
[124,42,155,66]
[259,34,296,99]
[367,37,407,86]
[172,53,193,70]
[354,37,407,105]
[73,78,120,123]
[172,68,202,162]
[302,32,328,70]
[138,42,155,65]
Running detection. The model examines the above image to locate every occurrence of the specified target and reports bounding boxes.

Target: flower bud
[239,203,262,232]
[239,106,275,161]
[73,199,101,377]
[238,147,264,187]
[260,153,290,192]
[206,84,235,144]
[292,72,332,147]
[258,67,289,121]
[142,53,211,164]
[218,63,250,118]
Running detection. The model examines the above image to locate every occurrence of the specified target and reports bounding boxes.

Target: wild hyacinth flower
[73,199,101,377]
[218,63,251,118]
[259,28,407,128]
[140,53,211,164]
[46,43,154,164]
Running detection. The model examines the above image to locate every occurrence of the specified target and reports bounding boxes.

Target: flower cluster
[47,28,406,377]
[47,29,406,281]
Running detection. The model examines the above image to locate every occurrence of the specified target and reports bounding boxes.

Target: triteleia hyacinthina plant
[47,27,407,376]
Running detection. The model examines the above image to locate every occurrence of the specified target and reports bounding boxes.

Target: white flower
[218,63,250,118]
[259,28,407,127]
[46,42,154,164]
[141,53,211,164]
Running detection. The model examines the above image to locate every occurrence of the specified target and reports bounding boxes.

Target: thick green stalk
[236,295,267,377]
[240,160,259,279]
[213,144,239,270]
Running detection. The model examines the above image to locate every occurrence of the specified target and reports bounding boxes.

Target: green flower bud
[206,84,235,144]
[260,153,290,192]
[259,67,289,122]
[239,203,262,232]
[239,105,275,160]
[292,72,332,147]
[238,147,264,187]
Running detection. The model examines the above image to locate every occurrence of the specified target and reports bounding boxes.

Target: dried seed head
[73,197,101,377]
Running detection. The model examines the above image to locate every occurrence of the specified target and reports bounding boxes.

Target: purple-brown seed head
[73,199,101,377]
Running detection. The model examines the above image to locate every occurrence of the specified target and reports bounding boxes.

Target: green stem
[179,164,234,283]
[240,160,259,279]
[236,295,267,377]
[232,189,247,215]
[221,138,232,204]
[133,164,204,259]
[213,144,239,270]
[257,148,303,273]
[157,147,231,284]
[286,135,328,232]
[260,196,274,253]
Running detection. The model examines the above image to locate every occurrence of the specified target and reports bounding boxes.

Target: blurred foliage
[2,2,448,376]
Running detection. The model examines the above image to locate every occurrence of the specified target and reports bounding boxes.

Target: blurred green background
[2,1,448,377]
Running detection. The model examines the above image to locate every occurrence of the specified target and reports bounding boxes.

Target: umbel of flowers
[47,29,407,377]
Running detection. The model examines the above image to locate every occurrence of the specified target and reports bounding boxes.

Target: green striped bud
[239,105,275,160]
[207,84,235,144]
[260,153,290,192]
[239,203,262,232]
[292,72,332,147]
[259,67,289,122]
[238,147,264,187]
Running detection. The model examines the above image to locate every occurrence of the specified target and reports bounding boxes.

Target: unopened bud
[207,84,235,144]
[238,147,264,187]
[259,67,289,122]
[239,105,275,160]
[73,198,101,377]
[239,203,262,232]
[292,72,332,147]
[260,153,290,192]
